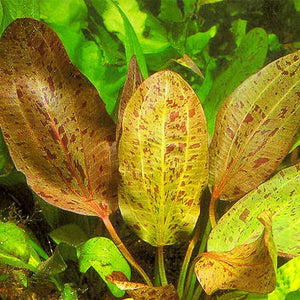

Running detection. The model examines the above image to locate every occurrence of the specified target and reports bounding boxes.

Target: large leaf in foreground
[106,271,179,300]
[209,49,300,201]
[208,162,300,257]
[0,18,118,217]
[195,212,277,295]
[118,70,208,246]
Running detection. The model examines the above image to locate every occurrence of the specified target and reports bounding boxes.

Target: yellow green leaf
[209,50,300,201]
[0,18,118,217]
[195,212,277,295]
[106,271,179,300]
[118,70,209,246]
[173,54,204,78]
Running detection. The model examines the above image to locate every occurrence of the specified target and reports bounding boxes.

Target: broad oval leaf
[210,49,300,201]
[195,212,277,295]
[208,162,300,257]
[0,18,118,217]
[106,271,179,300]
[118,70,209,246]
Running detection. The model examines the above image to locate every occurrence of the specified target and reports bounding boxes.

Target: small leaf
[115,56,143,143]
[0,221,41,271]
[204,28,268,135]
[173,54,204,78]
[106,271,179,300]
[49,224,88,247]
[208,162,300,257]
[35,246,67,278]
[0,18,118,217]
[209,49,300,201]
[79,237,131,297]
[195,212,277,295]
[118,70,209,246]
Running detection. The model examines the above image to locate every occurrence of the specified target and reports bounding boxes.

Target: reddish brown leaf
[106,271,179,300]
[195,212,277,295]
[0,18,118,217]
[209,50,300,201]
[116,55,143,146]
[174,54,204,78]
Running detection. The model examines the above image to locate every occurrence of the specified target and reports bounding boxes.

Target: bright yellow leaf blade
[195,212,277,295]
[118,70,209,246]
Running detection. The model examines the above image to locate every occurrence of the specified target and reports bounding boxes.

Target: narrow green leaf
[110,0,148,78]
[79,237,131,297]
[208,162,300,257]
[204,28,268,135]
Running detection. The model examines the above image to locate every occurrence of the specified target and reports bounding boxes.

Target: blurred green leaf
[230,19,247,46]
[269,34,282,52]
[35,246,67,277]
[158,0,183,22]
[186,26,217,56]
[111,1,148,78]
[79,237,131,297]
[61,283,78,300]
[204,28,268,135]
[0,221,41,271]
[50,224,88,247]
[0,0,39,35]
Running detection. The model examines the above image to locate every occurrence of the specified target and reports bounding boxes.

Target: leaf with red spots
[118,70,209,246]
[208,162,300,257]
[106,271,179,300]
[209,49,300,201]
[195,212,277,295]
[0,18,118,217]
[173,54,204,78]
[115,55,143,145]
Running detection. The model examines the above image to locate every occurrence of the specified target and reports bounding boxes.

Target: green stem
[177,219,202,298]
[191,285,203,300]
[102,215,153,286]
[185,220,211,300]
[154,248,161,286]
[157,245,168,286]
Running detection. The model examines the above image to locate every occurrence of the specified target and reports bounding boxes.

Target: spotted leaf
[195,212,277,295]
[106,271,179,300]
[118,70,209,246]
[115,55,143,145]
[208,162,300,257]
[0,18,118,217]
[210,49,300,201]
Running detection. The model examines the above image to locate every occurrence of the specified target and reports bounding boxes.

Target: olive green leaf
[208,162,300,257]
[79,237,131,297]
[195,212,277,295]
[204,28,268,135]
[106,271,179,300]
[118,70,209,246]
[0,18,118,217]
[209,49,300,201]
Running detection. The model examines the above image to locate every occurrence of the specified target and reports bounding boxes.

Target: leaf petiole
[157,245,168,286]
